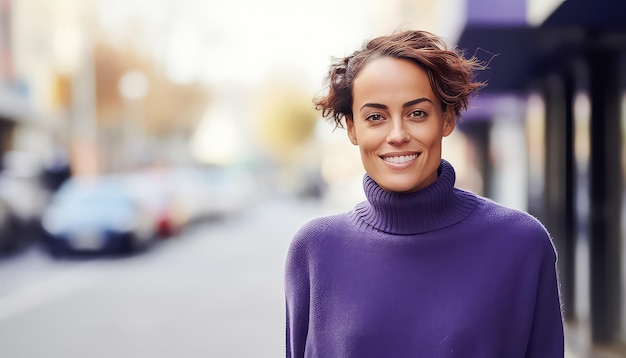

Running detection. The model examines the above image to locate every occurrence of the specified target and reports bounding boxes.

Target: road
[0,194,586,358]
[0,197,331,358]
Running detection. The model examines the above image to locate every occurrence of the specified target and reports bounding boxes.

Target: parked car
[168,165,256,224]
[199,165,257,218]
[0,150,50,248]
[0,197,20,254]
[42,175,157,257]
[124,168,186,238]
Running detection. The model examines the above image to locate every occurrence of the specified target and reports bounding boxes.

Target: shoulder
[292,214,349,243]
[287,213,350,259]
[473,195,546,231]
[472,195,555,257]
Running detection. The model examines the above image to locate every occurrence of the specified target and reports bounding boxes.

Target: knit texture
[285,160,564,357]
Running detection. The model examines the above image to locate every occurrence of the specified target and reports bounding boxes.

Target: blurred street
[0,196,330,358]
[0,1,624,356]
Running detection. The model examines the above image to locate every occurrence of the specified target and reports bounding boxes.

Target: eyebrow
[359,97,433,111]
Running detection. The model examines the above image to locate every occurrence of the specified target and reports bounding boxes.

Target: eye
[365,113,385,122]
[408,110,427,119]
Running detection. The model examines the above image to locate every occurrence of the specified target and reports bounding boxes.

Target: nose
[386,118,410,145]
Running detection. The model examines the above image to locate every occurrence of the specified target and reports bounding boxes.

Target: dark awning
[455,26,536,94]
[455,0,626,94]
[543,0,626,29]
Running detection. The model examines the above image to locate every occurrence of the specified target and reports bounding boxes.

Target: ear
[442,107,455,137]
[346,116,358,145]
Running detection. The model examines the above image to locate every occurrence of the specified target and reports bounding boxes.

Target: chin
[379,180,422,193]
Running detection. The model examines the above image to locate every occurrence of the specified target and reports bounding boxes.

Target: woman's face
[347,56,455,193]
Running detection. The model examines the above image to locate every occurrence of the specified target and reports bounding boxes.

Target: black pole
[587,47,622,344]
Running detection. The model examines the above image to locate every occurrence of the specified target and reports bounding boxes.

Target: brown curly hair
[313,30,486,129]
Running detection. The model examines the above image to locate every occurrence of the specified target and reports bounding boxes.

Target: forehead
[352,57,437,104]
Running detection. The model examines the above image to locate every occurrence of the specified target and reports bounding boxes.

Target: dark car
[0,197,20,254]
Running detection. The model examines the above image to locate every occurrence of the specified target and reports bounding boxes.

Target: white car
[42,175,157,256]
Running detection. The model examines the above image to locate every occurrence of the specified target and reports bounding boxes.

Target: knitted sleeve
[525,229,565,357]
[285,222,313,358]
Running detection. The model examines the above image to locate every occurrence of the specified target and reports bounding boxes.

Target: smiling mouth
[381,154,419,164]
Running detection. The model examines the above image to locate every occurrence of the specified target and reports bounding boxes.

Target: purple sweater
[285,160,564,357]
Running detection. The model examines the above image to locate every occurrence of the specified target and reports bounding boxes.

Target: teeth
[383,154,418,164]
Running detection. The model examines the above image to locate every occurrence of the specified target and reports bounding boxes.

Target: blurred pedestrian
[285,30,563,357]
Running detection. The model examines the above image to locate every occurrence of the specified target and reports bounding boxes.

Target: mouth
[381,153,419,164]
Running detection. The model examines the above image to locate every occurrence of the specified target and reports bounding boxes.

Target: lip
[380,151,420,169]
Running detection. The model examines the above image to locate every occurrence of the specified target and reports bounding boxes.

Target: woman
[285,30,564,357]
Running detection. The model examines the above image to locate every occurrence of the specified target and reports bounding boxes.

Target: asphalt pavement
[0,196,331,358]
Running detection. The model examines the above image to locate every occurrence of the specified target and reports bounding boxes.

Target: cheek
[408,126,441,145]
[354,130,381,153]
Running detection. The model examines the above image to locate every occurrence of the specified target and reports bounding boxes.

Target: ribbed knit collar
[350,159,479,235]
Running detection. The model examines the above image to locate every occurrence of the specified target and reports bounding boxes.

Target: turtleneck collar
[350,159,479,235]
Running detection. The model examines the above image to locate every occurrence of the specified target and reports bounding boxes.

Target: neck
[350,160,479,235]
